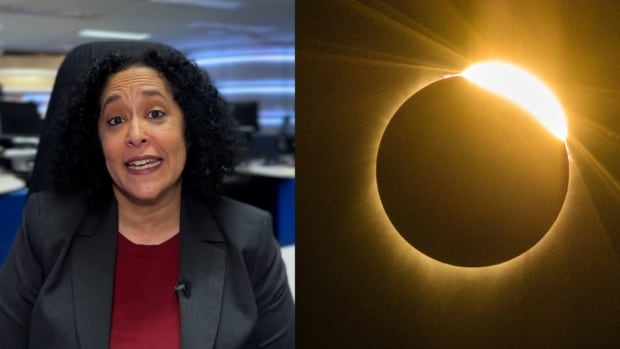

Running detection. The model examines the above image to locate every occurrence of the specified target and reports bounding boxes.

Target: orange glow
[462,61,568,141]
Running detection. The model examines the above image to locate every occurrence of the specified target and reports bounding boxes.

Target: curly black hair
[49,45,238,206]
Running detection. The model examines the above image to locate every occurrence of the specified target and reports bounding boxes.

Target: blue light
[259,117,295,127]
[259,109,295,118]
[191,47,294,58]
[216,79,294,87]
[214,79,294,95]
[195,54,294,66]
[218,86,295,95]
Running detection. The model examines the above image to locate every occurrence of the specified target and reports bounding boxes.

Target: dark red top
[109,233,181,349]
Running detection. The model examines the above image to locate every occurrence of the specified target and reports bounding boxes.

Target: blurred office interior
[0,0,294,295]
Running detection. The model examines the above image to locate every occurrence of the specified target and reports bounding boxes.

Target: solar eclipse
[376,62,570,267]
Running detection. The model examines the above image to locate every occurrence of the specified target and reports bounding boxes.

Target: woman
[0,45,294,348]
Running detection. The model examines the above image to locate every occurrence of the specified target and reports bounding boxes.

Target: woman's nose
[127,119,148,146]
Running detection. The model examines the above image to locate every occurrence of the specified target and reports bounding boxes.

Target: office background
[0,0,294,131]
[297,0,620,347]
[0,0,295,293]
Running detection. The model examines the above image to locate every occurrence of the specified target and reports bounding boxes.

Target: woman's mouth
[126,158,162,170]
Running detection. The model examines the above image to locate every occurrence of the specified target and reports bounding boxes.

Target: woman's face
[98,65,187,205]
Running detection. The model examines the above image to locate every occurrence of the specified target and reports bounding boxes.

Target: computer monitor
[0,101,43,139]
[250,134,279,163]
[228,101,259,133]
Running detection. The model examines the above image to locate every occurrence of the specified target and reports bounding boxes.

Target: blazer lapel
[178,195,227,349]
[71,199,118,349]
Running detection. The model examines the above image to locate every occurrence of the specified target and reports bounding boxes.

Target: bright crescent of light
[462,62,568,141]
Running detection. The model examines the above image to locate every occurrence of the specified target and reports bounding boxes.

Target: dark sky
[297,1,620,347]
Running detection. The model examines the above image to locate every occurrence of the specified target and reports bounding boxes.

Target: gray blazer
[0,191,294,348]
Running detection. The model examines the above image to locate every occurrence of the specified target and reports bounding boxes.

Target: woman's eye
[107,116,124,126]
[148,110,165,119]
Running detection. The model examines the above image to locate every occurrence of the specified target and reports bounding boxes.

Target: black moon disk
[376,76,569,267]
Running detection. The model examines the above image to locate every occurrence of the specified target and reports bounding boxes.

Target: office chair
[29,41,172,195]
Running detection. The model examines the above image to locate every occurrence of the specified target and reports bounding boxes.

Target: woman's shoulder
[209,197,286,284]
[205,196,274,247]
[25,190,88,220]
[23,190,90,239]
[214,196,271,220]
[217,195,272,226]
[18,191,92,269]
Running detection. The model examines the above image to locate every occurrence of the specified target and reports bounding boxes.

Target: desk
[2,148,37,173]
[236,163,295,179]
[227,163,295,246]
[0,172,26,194]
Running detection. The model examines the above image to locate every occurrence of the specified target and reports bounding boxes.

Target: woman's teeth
[127,159,162,169]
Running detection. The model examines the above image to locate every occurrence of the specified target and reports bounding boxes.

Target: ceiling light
[149,0,244,10]
[218,85,294,95]
[0,4,98,19]
[216,79,294,88]
[78,29,151,40]
[0,69,57,77]
[195,54,294,66]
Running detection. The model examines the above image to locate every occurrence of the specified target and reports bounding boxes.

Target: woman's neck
[114,188,182,245]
